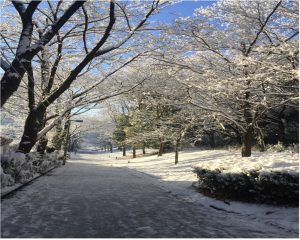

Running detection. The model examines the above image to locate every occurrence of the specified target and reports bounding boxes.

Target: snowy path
[1,155,298,237]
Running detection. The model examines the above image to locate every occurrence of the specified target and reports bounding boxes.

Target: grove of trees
[1,0,298,162]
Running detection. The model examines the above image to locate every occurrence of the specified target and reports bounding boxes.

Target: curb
[1,166,59,199]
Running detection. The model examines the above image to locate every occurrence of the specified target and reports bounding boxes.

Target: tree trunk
[142,145,146,155]
[51,123,64,150]
[1,60,27,107]
[62,121,71,165]
[241,127,253,157]
[158,140,164,157]
[278,119,286,144]
[174,139,180,165]
[241,85,253,157]
[60,118,70,150]
[255,128,265,152]
[122,144,126,156]
[58,118,71,152]
[110,144,113,153]
[132,145,136,158]
[49,104,64,151]
[1,12,36,107]
[17,107,46,153]
[36,135,48,154]
[36,109,48,154]
[209,132,215,148]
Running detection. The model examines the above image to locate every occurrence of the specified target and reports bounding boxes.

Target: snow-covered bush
[258,171,298,205]
[25,151,62,173]
[45,151,61,164]
[193,154,299,206]
[266,142,286,152]
[1,151,62,188]
[0,142,19,156]
[0,136,13,146]
[1,166,14,187]
[0,136,14,156]
[38,151,62,172]
[26,152,42,172]
[1,152,34,183]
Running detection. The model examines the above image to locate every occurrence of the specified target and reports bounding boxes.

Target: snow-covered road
[1,153,298,237]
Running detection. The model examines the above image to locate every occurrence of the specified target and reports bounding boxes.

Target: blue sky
[152,0,215,23]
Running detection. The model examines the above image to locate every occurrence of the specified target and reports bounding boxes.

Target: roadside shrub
[1,166,14,187]
[193,167,299,206]
[1,151,62,188]
[1,153,34,183]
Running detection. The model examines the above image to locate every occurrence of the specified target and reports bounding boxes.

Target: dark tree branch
[44,33,63,95]
[284,31,299,42]
[45,114,59,123]
[26,62,35,111]
[40,1,116,109]
[82,5,89,54]
[191,30,232,63]
[0,57,10,71]
[12,1,41,22]
[12,1,26,16]
[25,1,41,18]
[95,0,160,57]
[115,2,132,31]
[30,1,85,56]
[245,0,282,56]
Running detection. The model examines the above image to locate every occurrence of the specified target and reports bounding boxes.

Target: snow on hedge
[1,151,63,189]
[193,152,299,177]
[192,151,299,206]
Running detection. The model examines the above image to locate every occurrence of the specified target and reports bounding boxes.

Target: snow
[71,149,299,235]
[1,167,14,188]
[1,151,62,191]
[193,151,299,177]
[4,158,295,238]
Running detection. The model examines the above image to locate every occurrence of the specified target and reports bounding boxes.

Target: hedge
[193,167,299,206]
[1,151,63,188]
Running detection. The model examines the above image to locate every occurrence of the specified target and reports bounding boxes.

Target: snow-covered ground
[71,149,299,235]
[194,151,298,176]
